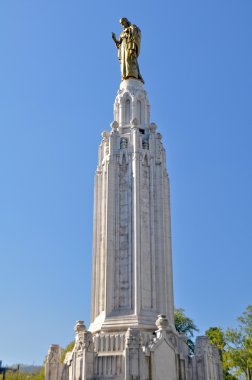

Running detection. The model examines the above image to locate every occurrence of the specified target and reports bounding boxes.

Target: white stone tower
[45,78,223,380]
[90,79,174,334]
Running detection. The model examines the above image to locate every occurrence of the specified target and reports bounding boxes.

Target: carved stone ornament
[101,131,110,140]
[83,331,94,351]
[110,120,119,131]
[130,117,139,127]
[142,139,149,149]
[155,314,169,330]
[47,344,60,364]
[74,320,86,334]
[120,137,128,149]
[168,333,177,348]
[149,122,157,133]
[125,328,142,348]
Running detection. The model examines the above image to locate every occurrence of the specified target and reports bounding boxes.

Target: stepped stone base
[45,318,223,380]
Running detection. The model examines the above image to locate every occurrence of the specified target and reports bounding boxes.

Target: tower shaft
[90,79,174,333]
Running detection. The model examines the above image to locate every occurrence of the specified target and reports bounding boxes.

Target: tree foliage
[61,340,75,363]
[206,305,252,380]
[205,326,237,379]
[206,327,226,352]
[224,305,252,379]
[174,308,199,354]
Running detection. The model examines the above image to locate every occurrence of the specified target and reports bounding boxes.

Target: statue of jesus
[112,18,144,83]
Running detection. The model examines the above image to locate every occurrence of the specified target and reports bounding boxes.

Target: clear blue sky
[0,0,251,365]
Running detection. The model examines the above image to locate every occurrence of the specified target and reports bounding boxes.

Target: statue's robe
[118,24,144,82]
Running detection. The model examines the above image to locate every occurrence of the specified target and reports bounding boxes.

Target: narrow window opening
[125,99,130,124]
[137,100,142,124]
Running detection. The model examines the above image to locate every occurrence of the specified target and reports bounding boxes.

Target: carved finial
[150,122,157,133]
[101,131,110,140]
[74,320,86,334]
[110,120,119,131]
[156,314,169,330]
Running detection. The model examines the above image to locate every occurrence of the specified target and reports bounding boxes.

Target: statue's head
[120,18,131,28]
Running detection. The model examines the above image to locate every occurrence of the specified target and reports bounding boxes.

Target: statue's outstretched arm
[112,32,120,48]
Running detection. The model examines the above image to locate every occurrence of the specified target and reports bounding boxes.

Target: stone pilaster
[189,336,224,380]
[65,321,95,380]
[124,328,144,380]
[45,345,63,380]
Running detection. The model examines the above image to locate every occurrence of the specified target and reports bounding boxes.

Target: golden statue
[112,18,144,83]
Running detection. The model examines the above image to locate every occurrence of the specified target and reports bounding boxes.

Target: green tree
[206,306,252,380]
[206,327,225,352]
[205,326,237,379]
[61,341,75,363]
[224,306,252,380]
[174,308,199,354]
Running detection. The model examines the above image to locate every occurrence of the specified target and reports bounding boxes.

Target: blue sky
[0,0,251,365]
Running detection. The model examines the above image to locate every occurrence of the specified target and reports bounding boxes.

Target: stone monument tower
[90,78,174,335]
[45,19,223,380]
